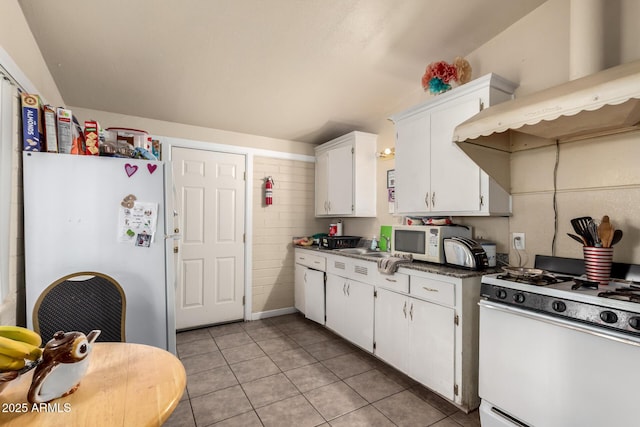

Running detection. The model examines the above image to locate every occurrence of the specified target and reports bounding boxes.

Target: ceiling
[19,0,546,144]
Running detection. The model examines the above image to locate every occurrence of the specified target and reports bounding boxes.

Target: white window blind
[0,65,20,303]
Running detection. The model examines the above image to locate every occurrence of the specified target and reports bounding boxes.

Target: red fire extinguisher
[265,176,274,206]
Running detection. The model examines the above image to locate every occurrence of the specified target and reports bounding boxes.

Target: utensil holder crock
[583,247,614,286]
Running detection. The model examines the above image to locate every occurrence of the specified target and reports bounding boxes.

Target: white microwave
[391,225,472,263]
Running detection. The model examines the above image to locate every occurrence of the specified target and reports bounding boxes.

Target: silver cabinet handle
[304,273,307,282]
[402,301,407,318]
[424,192,429,208]
[409,303,414,321]
[343,283,346,295]
[431,192,435,207]
[422,286,439,292]
[385,278,397,282]
[346,283,350,296]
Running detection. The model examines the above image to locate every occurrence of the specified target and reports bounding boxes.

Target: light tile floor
[165,313,481,427]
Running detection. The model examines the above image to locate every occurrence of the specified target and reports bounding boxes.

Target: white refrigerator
[23,151,177,353]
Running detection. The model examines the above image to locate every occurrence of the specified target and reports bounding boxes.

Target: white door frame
[160,135,314,321]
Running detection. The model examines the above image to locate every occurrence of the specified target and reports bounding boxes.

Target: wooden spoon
[598,216,613,247]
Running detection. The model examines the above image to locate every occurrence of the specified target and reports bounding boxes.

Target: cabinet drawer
[327,256,348,276]
[410,275,454,306]
[295,252,326,271]
[349,259,375,282]
[374,271,409,293]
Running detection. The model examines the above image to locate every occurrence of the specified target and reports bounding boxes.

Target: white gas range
[478,257,640,427]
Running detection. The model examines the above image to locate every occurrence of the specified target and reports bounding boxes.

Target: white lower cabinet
[294,263,306,313]
[375,288,455,400]
[325,273,374,352]
[374,288,409,371]
[296,249,480,412]
[304,268,325,324]
[408,296,455,400]
[294,249,326,324]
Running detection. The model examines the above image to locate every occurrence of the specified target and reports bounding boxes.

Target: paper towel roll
[481,242,497,267]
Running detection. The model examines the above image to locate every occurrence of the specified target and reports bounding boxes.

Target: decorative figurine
[27,330,101,403]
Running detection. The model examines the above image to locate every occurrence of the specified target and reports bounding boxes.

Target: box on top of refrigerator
[21,93,43,151]
[84,120,99,155]
[56,107,73,154]
[43,105,58,153]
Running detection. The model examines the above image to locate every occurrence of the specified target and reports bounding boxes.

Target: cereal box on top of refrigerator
[43,105,58,153]
[21,93,43,151]
[56,107,73,154]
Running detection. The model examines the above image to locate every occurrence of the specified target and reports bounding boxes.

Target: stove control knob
[496,289,507,299]
[600,311,618,324]
[629,317,640,330]
[513,293,525,304]
[552,301,566,312]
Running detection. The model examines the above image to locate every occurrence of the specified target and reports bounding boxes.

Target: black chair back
[33,272,126,344]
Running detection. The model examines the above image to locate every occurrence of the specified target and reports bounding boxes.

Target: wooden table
[0,342,186,427]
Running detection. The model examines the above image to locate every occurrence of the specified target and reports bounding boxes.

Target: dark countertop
[294,245,501,279]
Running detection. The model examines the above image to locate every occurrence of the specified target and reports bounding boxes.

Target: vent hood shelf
[453,59,640,190]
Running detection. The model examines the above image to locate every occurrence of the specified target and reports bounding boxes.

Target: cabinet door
[374,288,409,373]
[430,98,482,212]
[315,152,329,215]
[327,144,354,215]
[304,269,325,325]
[409,298,455,400]
[325,273,346,333]
[294,264,305,313]
[344,280,374,352]
[394,114,431,213]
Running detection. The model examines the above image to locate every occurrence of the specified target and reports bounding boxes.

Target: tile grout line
[175,314,475,427]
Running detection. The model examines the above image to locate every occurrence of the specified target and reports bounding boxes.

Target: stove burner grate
[598,289,640,303]
[496,272,561,286]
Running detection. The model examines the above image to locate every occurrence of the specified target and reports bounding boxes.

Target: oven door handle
[479,300,640,348]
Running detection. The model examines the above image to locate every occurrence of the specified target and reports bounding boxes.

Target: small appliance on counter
[391,224,472,263]
[443,237,489,270]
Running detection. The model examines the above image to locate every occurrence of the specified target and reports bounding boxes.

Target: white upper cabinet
[391,74,517,216]
[315,131,377,217]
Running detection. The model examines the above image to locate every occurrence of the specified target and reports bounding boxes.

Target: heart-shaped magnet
[125,164,138,177]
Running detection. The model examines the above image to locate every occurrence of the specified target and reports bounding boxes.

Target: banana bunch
[0,326,42,371]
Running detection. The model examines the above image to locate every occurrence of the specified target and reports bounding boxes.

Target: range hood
[453,59,640,190]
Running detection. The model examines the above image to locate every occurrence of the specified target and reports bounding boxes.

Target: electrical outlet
[513,233,525,250]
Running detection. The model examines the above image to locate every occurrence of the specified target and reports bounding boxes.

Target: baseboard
[250,306,298,320]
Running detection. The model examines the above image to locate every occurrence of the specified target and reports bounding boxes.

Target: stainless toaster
[443,237,489,270]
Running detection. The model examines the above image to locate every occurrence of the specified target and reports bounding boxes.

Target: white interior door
[172,147,246,329]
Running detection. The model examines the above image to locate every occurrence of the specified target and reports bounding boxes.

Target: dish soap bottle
[370,236,378,251]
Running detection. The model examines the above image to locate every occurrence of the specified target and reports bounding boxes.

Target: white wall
[0,0,67,325]
[355,0,640,266]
